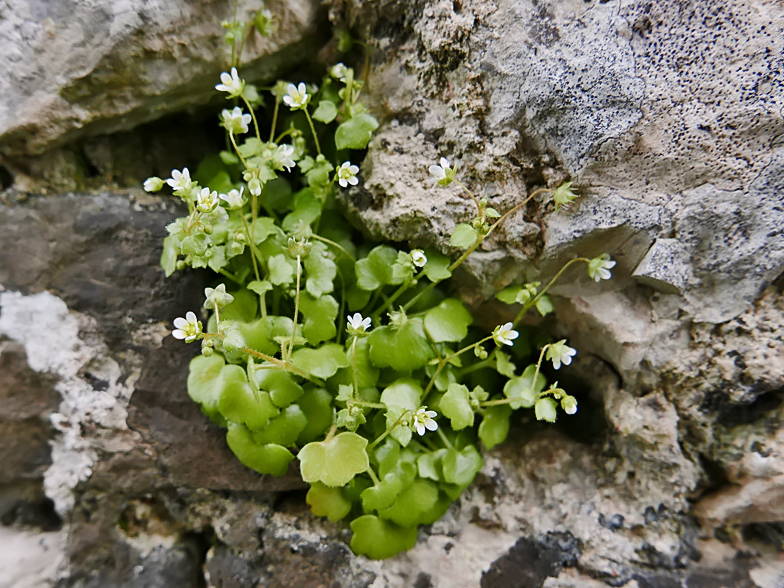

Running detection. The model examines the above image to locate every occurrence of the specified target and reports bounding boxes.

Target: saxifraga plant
[145,9,616,560]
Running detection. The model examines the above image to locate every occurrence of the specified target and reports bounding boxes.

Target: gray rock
[0,0,325,155]
[633,238,692,295]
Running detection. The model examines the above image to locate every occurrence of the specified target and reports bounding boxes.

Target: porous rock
[0,0,326,156]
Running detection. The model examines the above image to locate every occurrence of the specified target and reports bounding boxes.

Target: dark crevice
[0,164,13,190]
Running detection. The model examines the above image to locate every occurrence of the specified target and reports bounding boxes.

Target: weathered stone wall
[1,0,783,587]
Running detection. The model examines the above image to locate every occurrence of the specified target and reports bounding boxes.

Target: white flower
[274,144,296,172]
[546,340,577,370]
[428,157,456,186]
[172,311,202,343]
[196,188,219,213]
[331,63,349,81]
[219,187,246,210]
[216,67,244,98]
[492,322,519,347]
[282,82,309,110]
[552,181,578,211]
[587,254,616,282]
[337,161,359,188]
[221,107,252,134]
[412,407,438,436]
[144,177,164,192]
[411,249,427,268]
[166,168,195,195]
[561,396,578,415]
[347,312,371,335]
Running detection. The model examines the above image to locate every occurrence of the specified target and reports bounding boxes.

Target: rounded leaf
[423,298,472,343]
[350,515,417,560]
[299,432,369,487]
[226,423,294,476]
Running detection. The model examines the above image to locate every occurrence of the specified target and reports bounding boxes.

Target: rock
[0,0,326,156]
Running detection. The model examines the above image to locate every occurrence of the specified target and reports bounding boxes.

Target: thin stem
[269,97,281,143]
[350,337,360,401]
[303,109,321,155]
[455,354,496,378]
[454,179,481,213]
[219,268,243,285]
[366,466,380,486]
[240,213,261,282]
[325,422,337,442]
[529,344,550,405]
[353,400,385,409]
[422,363,443,398]
[228,131,249,169]
[371,277,411,320]
[312,234,356,262]
[203,332,313,380]
[512,258,590,327]
[241,94,261,144]
[367,411,409,451]
[443,335,495,365]
[436,427,455,450]
[285,255,302,362]
[336,266,346,345]
[423,324,443,361]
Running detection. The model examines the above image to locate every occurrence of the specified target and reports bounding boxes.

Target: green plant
[146,14,615,560]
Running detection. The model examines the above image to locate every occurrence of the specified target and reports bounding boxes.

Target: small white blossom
[412,407,438,436]
[330,63,349,81]
[411,249,427,268]
[546,340,577,370]
[587,254,616,282]
[282,82,309,110]
[172,311,202,343]
[144,177,164,192]
[221,107,252,134]
[561,396,578,415]
[337,161,359,188]
[428,157,456,186]
[347,312,371,335]
[196,188,219,213]
[492,322,519,347]
[216,67,244,98]
[219,187,246,210]
[166,168,195,195]
[274,144,296,172]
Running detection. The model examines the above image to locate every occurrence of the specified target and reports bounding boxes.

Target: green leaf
[380,379,422,447]
[296,387,334,445]
[247,280,273,296]
[187,354,227,413]
[307,482,352,522]
[291,343,349,379]
[440,383,475,430]
[268,253,295,286]
[299,293,338,344]
[367,319,436,371]
[503,364,547,409]
[312,100,338,124]
[355,245,398,291]
[535,397,558,422]
[220,288,258,323]
[252,218,280,244]
[495,351,516,378]
[478,405,512,449]
[423,298,472,343]
[161,236,178,277]
[496,285,522,304]
[360,463,416,511]
[417,451,445,481]
[442,445,482,487]
[251,404,307,446]
[335,113,379,150]
[256,369,304,408]
[282,189,322,231]
[226,423,293,476]
[304,242,337,298]
[422,248,452,281]
[536,294,554,317]
[450,224,478,249]
[379,479,439,527]
[218,367,280,431]
[350,515,417,560]
[299,432,369,487]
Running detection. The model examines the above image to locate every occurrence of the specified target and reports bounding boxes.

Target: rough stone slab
[0,0,326,155]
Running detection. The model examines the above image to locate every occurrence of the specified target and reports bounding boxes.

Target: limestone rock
[0,0,325,156]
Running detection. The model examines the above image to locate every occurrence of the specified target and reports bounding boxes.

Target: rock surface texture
[1,0,783,587]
